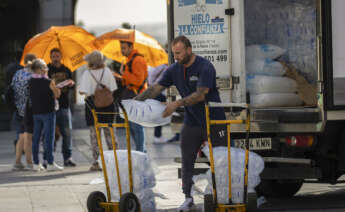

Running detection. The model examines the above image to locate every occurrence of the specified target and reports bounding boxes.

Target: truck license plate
[234,138,272,150]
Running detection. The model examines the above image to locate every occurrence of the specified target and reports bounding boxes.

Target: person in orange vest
[116,41,147,152]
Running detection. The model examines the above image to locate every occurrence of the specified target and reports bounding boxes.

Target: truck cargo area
[244,0,319,113]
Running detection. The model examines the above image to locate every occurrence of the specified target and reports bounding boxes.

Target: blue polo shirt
[158,56,225,127]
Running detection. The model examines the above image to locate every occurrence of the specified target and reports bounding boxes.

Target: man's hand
[50,80,61,98]
[163,101,182,117]
[68,79,75,87]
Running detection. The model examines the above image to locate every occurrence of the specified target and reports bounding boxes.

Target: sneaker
[33,163,46,172]
[153,136,168,144]
[89,162,102,171]
[47,162,64,171]
[64,159,77,167]
[177,197,195,212]
[12,163,25,171]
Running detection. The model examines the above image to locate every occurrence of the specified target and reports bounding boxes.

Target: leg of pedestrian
[44,112,63,171]
[129,121,145,152]
[23,132,33,169]
[89,126,102,171]
[32,115,45,171]
[58,108,75,167]
[13,133,25,171]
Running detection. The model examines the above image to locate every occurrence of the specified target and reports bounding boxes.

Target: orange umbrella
[92,28,168,67]
[20,25,96,71]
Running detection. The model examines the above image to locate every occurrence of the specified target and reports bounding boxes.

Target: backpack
[89,69,114,108]
[126,53,148,93]
[119,53,147,100]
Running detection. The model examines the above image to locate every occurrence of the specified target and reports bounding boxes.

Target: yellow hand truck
[204,102,257,212]
[86,102,141,212]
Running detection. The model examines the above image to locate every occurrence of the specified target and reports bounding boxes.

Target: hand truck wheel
[87,191,106,212]
[119,192,140,212]
[204,194,215,212]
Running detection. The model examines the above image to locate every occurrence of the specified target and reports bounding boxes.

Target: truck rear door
[167,0,247,103]
[323,0,345,115]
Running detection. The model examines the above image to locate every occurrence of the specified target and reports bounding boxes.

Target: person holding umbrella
[48,48,76,167]
[115,40,148,152]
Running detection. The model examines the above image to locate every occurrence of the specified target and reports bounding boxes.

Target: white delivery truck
[167,0,345,197]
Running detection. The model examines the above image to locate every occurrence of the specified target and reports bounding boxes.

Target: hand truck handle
[208,102,248,109]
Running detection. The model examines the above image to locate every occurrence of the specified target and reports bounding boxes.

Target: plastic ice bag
[250,93,303,108]
[100,150,156,195]
[246,44,286,60]
[99,150,157,212]
[200,146,264,204]
[247,75,297,94]
[246,58,285,76]
[120,99,172,127]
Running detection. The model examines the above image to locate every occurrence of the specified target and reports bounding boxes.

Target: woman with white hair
[29,59,63,171]
[79,50,118,171]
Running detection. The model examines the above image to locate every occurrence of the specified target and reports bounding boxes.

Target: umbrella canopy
[92,28,168,67]
[20,25,96,71]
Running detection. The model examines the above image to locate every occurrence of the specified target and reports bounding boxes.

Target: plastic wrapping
[245,0,317,83]
[247,75,297,94]
[100,150,156,212]
[246,44,286,60]
[201,146,264,204]
[250,93,303,108]
[120,99,171,127]
[246,58,285,76]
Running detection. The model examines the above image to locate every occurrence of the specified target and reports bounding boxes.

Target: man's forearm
[134,84,165,101]
[177,87,209,106]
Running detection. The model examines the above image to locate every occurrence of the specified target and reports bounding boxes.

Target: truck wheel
[256,179,303,198]
[204,194,214,212]
[87,191,106,212]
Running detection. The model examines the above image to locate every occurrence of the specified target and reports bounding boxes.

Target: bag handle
[89,69,105,87]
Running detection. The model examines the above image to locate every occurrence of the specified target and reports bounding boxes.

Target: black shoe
[166,133,180,143]
[64,159,76,167]
[42,162,48,169]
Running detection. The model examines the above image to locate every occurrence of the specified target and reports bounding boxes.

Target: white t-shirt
[79,67,117,96]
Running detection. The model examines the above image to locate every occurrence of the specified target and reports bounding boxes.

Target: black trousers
[180,124,227,197]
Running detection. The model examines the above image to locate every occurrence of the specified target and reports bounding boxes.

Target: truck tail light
[286,136,314,147]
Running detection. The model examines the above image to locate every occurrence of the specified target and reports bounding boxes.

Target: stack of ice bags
[100,150,156,212]
[200,146,264,204]
[246,44,303,107]
[120,99,171,127]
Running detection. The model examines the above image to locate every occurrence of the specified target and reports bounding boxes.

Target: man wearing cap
[47,48,76,167]
[117,41,148,152]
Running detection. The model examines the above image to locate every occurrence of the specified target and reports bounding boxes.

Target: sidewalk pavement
[0,124,206,212]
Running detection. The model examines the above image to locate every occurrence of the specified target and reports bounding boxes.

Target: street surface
[0,106,345,211]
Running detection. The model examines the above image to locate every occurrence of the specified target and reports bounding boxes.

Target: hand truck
[87,102,141,212]
[204,102,257,212]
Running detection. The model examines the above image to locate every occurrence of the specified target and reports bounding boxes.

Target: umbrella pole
[55,32,64,65]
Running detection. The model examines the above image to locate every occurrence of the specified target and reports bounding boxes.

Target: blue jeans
[56,108,72,161]
[129,121,145,152]
[32,112,56,164]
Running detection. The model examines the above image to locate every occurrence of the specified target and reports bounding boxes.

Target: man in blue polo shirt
[135,35,225,211]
